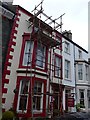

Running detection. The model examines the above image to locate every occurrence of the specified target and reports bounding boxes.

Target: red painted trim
[2,98,6,103]
[15,17,19,22]
[13,76,47,118]
[19,33,49,73]
[18,6,32,17]
[9,47,14,52]
[4,70,10,75]
[5,62,11,66]
[11,35,16,40]
[17,12,21,16]
[7,55,13,59]
[19,33,31,68]
[2,7,19,104]
[4,79,9,84]
[2,108,5,112]
[2,88,7,93]
[11,41,16,46]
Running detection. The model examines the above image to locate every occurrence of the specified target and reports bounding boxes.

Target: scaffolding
[24,0,65,119]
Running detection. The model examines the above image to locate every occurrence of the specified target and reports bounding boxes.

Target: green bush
[1,111,15,120]
[75,103,85,112]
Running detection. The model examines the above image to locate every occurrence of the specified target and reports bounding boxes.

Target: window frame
[17,80,30,113]
[19,33,34,68]
[19,33,48,72]
[78,64,83,80]
[65,59,71,79]
[85,65,89,81]
[54,54,62,78]
[64,41,70,54]
[22,40,33,66]
[13,76,47,116]
[36,42,46,69]
[79,89,85,106]
[78,49,82,59]
[33,81,44,113]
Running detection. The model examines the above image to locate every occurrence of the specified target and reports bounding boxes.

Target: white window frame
[85,65,89,81]
[64,41,70,54]
[79,89,85,106]
[87,90,90,108]
[78,64,83,80]
[23,40,33,66]
[65,60,71,79]
[33,82,44,113]
[55,56,61,77]
[78,50,82,59]
[36,43,46,69]
[17,80,30,113]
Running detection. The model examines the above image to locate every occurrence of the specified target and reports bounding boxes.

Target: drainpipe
[74,45,77,112]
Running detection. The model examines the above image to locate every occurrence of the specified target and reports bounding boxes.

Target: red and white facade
[2,5,63,118]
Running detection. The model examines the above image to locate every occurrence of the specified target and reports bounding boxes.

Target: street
[53,112,90,120]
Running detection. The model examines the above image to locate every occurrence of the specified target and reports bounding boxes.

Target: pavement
[53,112,90,120]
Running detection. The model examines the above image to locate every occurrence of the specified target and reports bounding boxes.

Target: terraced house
[2,1,90,119]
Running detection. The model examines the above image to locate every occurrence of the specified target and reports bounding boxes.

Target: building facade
[74,46,90,112]
[2,4,63,118]
[62,31,76,112]
[2,2,90,119]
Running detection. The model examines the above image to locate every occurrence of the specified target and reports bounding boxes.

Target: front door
[53,94,59,116]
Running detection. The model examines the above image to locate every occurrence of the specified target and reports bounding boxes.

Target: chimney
[62,30,72,40]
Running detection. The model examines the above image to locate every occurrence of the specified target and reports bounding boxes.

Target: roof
[62,34,88,53]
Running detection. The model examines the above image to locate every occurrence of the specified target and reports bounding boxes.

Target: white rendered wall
[3,10,31,110]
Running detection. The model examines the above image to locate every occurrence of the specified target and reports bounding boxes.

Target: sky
[13,0,89,51]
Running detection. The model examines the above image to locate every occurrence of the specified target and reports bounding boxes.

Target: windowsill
[16,68,48,76]
[64,51,71,55]
[78,79,84,81]
[54,75,62,79]
[64,78,72,81]
[17,110,27,113]
[33,110,42,113]
[36,66,45,70]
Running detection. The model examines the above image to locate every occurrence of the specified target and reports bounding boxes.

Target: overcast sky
[13,0,89,51]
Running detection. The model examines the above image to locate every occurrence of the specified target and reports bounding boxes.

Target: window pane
[78,50,82,59]
[19,95,27,110]
[79,90,84,106]
[20,81,29,94]
[65,60,70,79]
[87,90,90,108]
[23,41,33,66]
[36,43,46,68]
[78,64,83,80]
[65,42,70,53]
[85,65,88,81]
[55,56,61,77]
[18,80,29,111]
[33,82,43,111]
